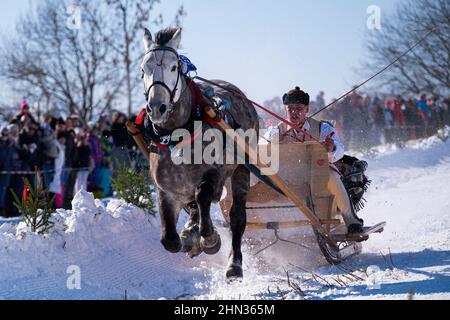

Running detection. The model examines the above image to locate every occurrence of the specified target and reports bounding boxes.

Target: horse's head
[141,27,188,128]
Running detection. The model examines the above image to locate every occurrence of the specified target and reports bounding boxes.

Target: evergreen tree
[12,175,55,234]
[112,165,155,215]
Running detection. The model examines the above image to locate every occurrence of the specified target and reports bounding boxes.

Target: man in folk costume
[268,87,364,234]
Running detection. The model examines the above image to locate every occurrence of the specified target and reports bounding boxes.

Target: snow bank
[0,190,230,299]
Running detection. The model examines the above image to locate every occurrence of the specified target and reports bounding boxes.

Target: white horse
[140,27,259,278]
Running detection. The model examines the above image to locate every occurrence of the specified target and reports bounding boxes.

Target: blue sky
[0,0,404,107]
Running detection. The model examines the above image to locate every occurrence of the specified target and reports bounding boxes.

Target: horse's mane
[155,28,178,46]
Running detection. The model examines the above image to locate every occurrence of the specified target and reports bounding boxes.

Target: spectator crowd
[261,90,450,151]
[0,101,145,217]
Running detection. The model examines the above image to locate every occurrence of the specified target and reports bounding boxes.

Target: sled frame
[219,142,385,264]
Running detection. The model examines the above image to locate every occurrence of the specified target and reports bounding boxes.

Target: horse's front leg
[158,191,182,253]
[183,201,199,230]
[196,169,221,255]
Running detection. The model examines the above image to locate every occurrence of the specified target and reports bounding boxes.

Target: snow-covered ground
[1,128,449,300]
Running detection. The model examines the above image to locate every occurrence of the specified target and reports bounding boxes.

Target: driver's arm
[320,123,344,163]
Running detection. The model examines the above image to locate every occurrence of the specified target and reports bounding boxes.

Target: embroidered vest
[278,118,322,144]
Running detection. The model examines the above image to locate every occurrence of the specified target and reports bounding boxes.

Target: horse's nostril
[159,104,167,114]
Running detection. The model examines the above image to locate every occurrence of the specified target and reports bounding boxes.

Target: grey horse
[140,27,259,278]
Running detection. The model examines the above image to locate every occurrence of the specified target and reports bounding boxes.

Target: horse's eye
[171,66,177,72]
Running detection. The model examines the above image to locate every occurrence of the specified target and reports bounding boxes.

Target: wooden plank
[246,143,311,204]
[126,121,150,160]
[246,205,297,210]
[246,181,286,203]
[246,219,341,230]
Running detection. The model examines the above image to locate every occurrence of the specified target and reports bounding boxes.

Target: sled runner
[219,142,386,265]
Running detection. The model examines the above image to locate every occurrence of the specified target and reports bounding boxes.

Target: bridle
[142,46,183,113]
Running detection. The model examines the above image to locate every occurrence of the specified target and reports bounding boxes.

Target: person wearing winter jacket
[110,112,131,176]
[435,96,448,129]
[39,125,59,190]
[3,124,26,217]
[61,117,77,209]
[392,97,407,143]
[99,128,113,197]
[48,132,66,208]
[73,128,93,195]
[0,126,15,217]
[404,99,422,140]
[416,94,431,137]
[383,99,395,143]
[10,101,37,128]
[86,122,104,193]
[17,123,44,193]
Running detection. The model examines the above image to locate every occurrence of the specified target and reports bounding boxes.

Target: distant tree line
[365,0,450,97]
[0,0,186,121]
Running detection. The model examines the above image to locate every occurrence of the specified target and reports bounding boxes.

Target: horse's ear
[167,28,182,50]
[144,28,153,52]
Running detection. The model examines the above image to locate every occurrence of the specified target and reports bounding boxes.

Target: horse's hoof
[180,225,202,258]
[180,225,198,252]
[226,265,243,279]
[200,231,221,255]
[161,236,182,253]
[187,242,203,258]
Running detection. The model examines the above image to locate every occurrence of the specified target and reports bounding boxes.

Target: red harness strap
[135,108,146,129]
[171,129,202,149]
[186,78,223,126]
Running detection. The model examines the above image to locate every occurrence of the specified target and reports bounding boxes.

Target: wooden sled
[220,142,386,265]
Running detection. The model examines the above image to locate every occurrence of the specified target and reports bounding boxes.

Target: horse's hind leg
[180,202,202,258]
[159,192,182,253]
[196,169,222,255]
[226,165,249,279]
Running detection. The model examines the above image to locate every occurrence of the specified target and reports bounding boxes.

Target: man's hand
[321,132,336,153]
